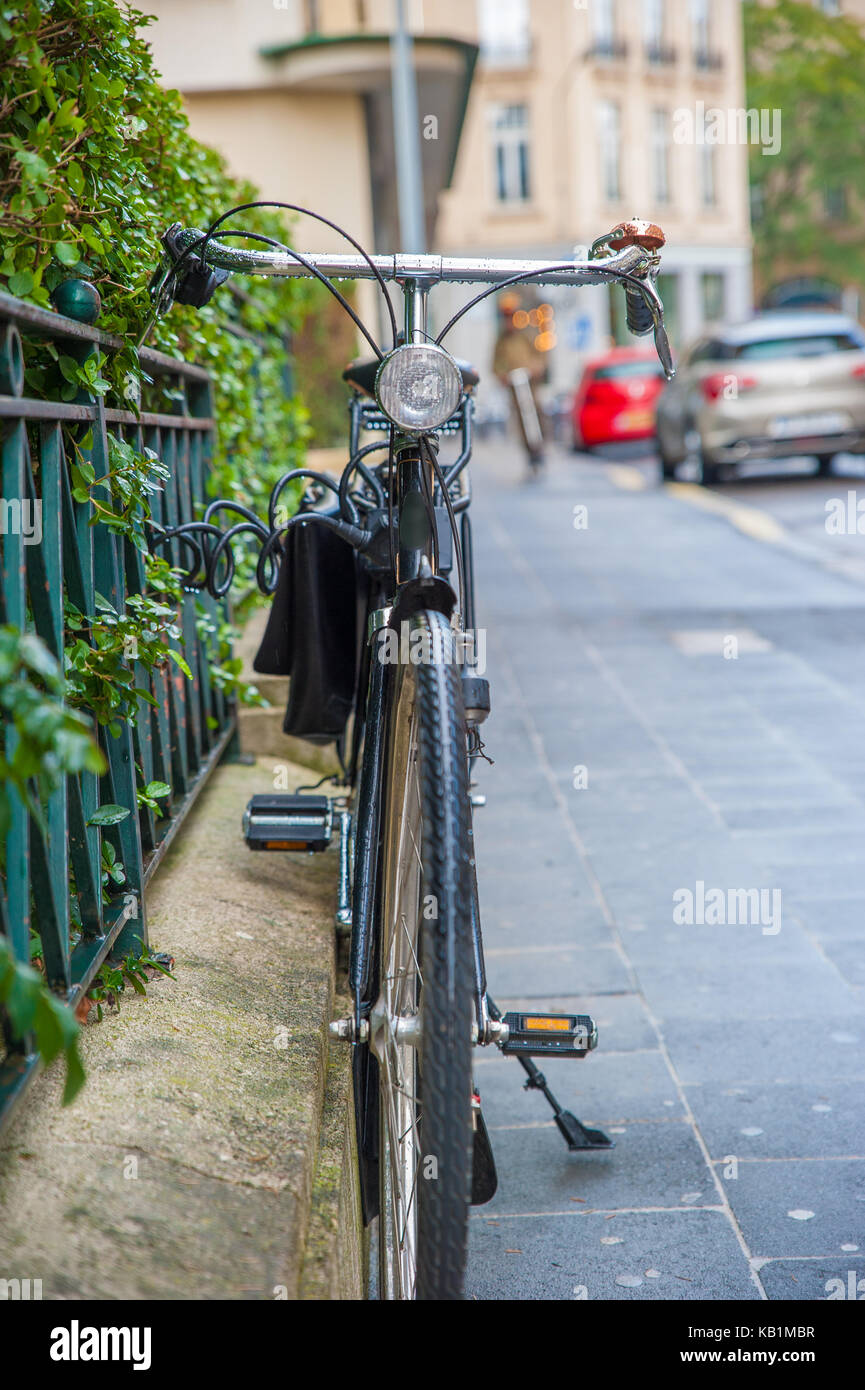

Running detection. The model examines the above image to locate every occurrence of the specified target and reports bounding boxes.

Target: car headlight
[375,343,463,433]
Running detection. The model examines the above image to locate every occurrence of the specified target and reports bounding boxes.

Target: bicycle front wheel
[373,609,475,1301]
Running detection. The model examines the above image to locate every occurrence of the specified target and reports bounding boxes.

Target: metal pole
[390,0,426,253]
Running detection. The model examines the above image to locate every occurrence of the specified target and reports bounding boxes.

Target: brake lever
[638,275,676,380]
[591,219,676,380]
[151,223,232,312]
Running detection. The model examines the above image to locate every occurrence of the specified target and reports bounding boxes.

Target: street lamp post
[390,0,426,253]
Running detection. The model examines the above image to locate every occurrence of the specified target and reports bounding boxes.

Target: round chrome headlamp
[375,343,463,433]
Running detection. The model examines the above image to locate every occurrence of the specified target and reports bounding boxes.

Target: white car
[656,312,865,485]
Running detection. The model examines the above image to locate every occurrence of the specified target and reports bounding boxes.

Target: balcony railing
[645,42,677,67]
[585,37,629,61]
[694,48,724,72]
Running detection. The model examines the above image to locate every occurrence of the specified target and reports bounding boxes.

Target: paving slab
[758,1258,865,1301]
[466,436,865,1301]
[687,1079,865,1160]
[467,1209,761,1301]
[720,1159,865,1258]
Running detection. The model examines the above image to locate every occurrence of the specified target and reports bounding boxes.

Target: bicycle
[148,206,674,1301]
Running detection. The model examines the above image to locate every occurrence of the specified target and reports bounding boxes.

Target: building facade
[143,1,754,393]
[142,0,478,334]
[436,0,754,394]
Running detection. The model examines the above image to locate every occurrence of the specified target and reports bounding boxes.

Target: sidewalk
[0,754,361,1300]
[465,437,865,1301]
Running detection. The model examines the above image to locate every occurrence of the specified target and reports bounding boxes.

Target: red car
[572,347,666,450]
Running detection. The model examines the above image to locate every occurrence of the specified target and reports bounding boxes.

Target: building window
[690,0,721,68]
[597,99,622,202]
[590,0,626,57]
[490,103,531,204]
[701,272,725,322]
[651,109,670,204]
[478,0,531,66]
[644,0,674,64]
[593,0,615,45]
[690,0,709,52]
[644,0,664,46]
[700,140,716,208]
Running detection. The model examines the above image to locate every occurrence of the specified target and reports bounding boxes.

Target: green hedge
[0,0,317,510]
[0,0,325,1095]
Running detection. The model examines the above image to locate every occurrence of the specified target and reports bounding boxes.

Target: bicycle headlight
[375,343,463,432]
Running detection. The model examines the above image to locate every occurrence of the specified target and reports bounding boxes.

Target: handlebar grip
[624,284,655,337]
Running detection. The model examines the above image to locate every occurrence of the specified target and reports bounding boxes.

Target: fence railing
[0,289,237,1128]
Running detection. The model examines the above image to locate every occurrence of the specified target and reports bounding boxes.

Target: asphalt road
[590,440,865,582]
[464,431,865,1301]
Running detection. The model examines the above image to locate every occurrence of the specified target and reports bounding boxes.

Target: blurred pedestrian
[492,293,547,477]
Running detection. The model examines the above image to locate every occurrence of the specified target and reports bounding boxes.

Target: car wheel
[816,453,836,477]
[695,450,723,488]
[657,438,677,481]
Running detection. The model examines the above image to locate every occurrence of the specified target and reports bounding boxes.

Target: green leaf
[54,241,80,266]
[7,268,35,297]
[61,1044,86,1106]
[168,650,192,679]
[66,160,85,195]
[87,803,130,826]
[143,780,170,799]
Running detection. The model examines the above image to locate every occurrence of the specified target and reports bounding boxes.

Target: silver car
[656,312,865,485]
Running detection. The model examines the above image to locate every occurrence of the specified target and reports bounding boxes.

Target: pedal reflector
[500,1011,597,1058]
[243,794,332,853]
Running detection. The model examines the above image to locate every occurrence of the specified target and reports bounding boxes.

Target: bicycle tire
[374,609,474,1301]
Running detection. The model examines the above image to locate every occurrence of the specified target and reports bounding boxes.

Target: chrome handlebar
[156,226,676,378]
[169,227,647,286]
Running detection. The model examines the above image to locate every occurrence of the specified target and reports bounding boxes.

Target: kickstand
[518,1055,614,1151]
[487,995,614,1152]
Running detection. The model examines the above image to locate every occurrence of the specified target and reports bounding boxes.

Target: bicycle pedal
[499,1011,598,1059]
[242,794,333,852]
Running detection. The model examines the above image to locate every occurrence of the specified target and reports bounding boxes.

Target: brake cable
[435,261,658,346]
[195,199,399,349]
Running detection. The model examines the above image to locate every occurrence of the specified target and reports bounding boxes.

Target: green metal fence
[0,289,237,1128]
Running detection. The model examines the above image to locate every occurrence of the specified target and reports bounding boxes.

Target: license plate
[617,409,654,431]
[768,411,850,439]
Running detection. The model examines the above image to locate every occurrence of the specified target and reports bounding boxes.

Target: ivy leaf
[61,1044,86,1106]
[144,780,170,799]
[54,241,80,267]
[168,650,192,679]
[7,269,35,297]
[66,160,85,195]
[87,803,130,826]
